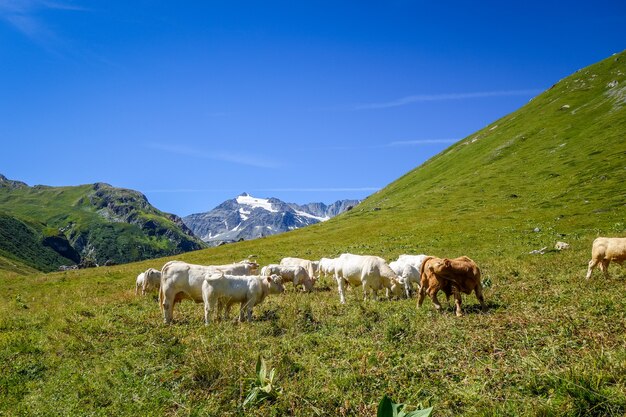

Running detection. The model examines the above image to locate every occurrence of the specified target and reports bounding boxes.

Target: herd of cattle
[134,237,626,325]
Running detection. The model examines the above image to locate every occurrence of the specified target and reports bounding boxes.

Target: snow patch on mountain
[236,194,277,213]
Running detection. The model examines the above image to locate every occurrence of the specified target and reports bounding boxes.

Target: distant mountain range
[183,193,360,246]
[0,175,205,272]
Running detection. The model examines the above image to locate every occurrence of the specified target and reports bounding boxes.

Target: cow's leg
[452,287,463,317]
[586,259,598,279]
[238,301,247,322]
[222,301,231,321]
[336,276,347,304]
[475,283,487,313]
[429,289,443,313]
[599,259,611,278]
[246,301,254,322]
[203,298,210,326]
[417,285,427,308]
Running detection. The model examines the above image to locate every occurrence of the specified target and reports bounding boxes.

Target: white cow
[159,260,258,324]
[211,260,259,275]
[160,261,211,323]
[135,272,145,295]
[280,257,316,283]
[586,237,626,279]
[137,267,161,295]
[318,257,337,279]
[261,264,313,292]
[390,254,428,298]
[202,273,285,323]
[333,253,402,303]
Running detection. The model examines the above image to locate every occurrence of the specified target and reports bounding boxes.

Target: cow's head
[429,258,451,274]
[266,274,285,294]
[388,276,404,297]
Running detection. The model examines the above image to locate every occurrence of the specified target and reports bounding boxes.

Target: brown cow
[417,256,486,316]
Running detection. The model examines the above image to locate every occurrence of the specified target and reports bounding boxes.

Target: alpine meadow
[1,51,625,416]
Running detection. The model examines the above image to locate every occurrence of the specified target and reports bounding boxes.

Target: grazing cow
[280,257,317,283]
[202,273,285,323]
[135,272,145,295]
[586,237,626,279]
[159,261,210,323]
[318,257,337,279]
[417,256,486,316]
[390,254,428,298]
[139,268,161,295]
[261,264,313,292]
[159,260,258,324]
[334,253,403,303]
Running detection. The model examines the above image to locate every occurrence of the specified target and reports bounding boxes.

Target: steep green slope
[0,178,206,271]
[0,214,77,273]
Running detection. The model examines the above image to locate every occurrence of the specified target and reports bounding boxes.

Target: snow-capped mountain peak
[183,194,359,246]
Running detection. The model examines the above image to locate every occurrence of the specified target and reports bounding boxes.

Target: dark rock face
[42,235,81,263]
[184,193,360,246]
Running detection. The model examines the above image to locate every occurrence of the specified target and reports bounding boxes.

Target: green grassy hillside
[0,52,625,416]
[0,179,206,272]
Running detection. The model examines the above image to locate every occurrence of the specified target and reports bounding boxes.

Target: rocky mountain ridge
[0,176,206,271]
[183,193,360,246]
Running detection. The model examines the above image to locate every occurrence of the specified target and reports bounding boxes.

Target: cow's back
[593,237,626,262]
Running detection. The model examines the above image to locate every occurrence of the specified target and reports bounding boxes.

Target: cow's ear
[444,259,451,267]
[266,276,272,283]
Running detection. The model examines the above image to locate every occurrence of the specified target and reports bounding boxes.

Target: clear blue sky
[1,1,624,216]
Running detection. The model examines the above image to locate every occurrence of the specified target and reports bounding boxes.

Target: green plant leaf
[377,394,394,417]
[403,406,434,417]
[242,387,259,408]
[257,356,267,382]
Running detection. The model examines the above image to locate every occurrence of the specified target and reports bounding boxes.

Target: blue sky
[1,1,625,216]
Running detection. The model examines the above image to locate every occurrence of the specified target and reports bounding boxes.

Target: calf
[586,237,626,279]
[261,264,313,292]
[417,256,486,316]
[202,274,285,323]
[390,254,428,298]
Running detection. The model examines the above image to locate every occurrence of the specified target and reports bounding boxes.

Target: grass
[1,253,625,416]
[0,51,625,416]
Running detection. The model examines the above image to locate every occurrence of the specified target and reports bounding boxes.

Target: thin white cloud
[300,139,458,152]
[388,139,458,146]
[0,0,86,51]
[147,143,280,169]
[353,89,542,110]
